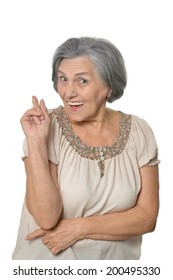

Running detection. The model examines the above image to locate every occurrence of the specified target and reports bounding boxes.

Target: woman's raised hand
[20,96,51,140]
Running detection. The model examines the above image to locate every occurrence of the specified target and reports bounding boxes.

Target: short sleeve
[21,138,29,160]
[132,116,160,168]
[21,109,60,165]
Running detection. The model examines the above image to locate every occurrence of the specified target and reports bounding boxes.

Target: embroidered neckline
[55,106,131,177]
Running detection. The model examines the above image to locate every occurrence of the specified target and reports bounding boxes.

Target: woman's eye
[58,76,67,82]
[79,78,88,84]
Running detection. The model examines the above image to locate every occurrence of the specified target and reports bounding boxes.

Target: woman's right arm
[21,96,63,229]
[24,155,63,230]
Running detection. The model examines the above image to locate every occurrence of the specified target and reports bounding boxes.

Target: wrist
[77,217,90,240]
[27,138,48,160]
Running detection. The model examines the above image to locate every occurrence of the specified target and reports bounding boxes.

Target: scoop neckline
[55,106,131,155]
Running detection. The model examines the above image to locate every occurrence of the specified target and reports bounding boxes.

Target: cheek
[92,94,107,105]
[57,84,64,98]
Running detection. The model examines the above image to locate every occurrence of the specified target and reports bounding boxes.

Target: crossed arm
[25,161,159,255]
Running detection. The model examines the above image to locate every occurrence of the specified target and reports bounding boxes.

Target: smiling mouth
[67,101,85,110]
[67,101,84,112]
[67,101,84,106]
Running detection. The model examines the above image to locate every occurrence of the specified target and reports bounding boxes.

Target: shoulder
[129,114,159,152]
[48,106,61,117]
[47,106,63,124]
[46,106,63,138]
[108,108,155,137]
[119,111,158,148]
[130,114,155,137]
[130,114,159,167]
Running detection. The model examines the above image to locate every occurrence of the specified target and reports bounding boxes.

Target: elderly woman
[12,37,160,260]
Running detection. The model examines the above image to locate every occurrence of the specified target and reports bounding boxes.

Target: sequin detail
[55,106,131,177]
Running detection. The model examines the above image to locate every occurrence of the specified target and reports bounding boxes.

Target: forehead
[58,56,97,75]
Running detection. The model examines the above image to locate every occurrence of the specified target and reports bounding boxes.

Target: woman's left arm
[26,165,159,254]
[83,165,159,238]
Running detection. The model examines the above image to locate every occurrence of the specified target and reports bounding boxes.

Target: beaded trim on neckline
[55,106,132,177]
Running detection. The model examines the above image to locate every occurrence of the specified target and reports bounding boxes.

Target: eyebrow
[57,70,90,76]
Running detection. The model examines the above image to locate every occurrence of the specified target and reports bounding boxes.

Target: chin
[68,114,86,124]
[65,105,88,123]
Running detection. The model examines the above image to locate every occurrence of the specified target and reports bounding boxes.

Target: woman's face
[56,56,110,124]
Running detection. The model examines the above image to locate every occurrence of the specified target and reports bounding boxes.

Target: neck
[73,108,110,132]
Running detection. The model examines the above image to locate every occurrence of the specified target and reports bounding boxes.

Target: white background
[0,0,172,278]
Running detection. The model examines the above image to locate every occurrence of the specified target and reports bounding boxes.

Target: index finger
[25,228,46,240]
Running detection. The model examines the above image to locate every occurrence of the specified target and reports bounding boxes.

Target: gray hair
[52,37,127,103]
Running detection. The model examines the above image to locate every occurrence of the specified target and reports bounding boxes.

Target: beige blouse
[12,106,159,260]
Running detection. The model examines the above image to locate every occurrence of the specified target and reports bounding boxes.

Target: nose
[65,82,78,99]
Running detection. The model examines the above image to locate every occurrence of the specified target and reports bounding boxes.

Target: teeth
[68,101,84,106]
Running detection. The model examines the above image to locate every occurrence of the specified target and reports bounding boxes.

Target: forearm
[84,233,130,241]
[80,205,157,241]
[25,139,62,229]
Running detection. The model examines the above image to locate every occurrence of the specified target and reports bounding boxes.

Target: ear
[107,89,112,98]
